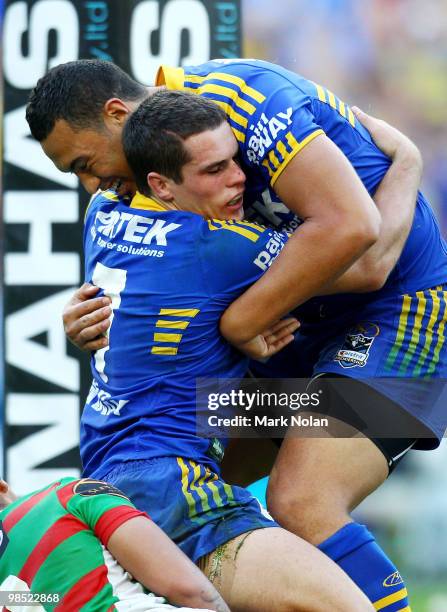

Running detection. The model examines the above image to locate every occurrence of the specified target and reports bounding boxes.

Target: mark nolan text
[208,415,329,428]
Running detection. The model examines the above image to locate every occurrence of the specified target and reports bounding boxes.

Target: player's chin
[112,179,137,198]
[222,202,244,221]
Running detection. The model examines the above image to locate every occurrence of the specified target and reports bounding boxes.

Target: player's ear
[102,98,131,127]
[0,481,8,495]
[147,172,174,201]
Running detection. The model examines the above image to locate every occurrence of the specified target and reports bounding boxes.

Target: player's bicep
[274,133,377,222]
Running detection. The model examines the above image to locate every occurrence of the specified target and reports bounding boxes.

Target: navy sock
[318,522,410,611]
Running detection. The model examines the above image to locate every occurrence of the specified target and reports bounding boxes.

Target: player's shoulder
[198,219,287,264]
[186,58,310,90]
[48,476,129,500]
[70,478,131,502]
[84,189,123,222]
[202,218,268,243]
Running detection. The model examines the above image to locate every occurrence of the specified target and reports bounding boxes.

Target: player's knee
[266,471,314,520]
[267,474,345,536]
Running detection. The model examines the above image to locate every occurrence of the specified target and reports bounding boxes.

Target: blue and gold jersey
[157,59,447,297]
[81,191,288,479]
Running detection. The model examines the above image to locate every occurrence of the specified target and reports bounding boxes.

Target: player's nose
[228,159,246,187]
[78,173,101,195]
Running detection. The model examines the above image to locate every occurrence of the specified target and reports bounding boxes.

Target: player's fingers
[81,335,109,352]
[262,317,300,338]
[62,297,110,325]
[264,319,300,342]
[69,283,101,305]
[67,306,112,340]
[265,333,295,356]
[351,106,379,124]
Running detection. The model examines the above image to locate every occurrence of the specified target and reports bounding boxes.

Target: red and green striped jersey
[0,478,146,611]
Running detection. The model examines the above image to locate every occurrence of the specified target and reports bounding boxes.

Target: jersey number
[92,262,127,382]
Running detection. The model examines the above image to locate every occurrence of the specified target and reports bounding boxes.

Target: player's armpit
[107,516,229,612]
[220,135,380,344]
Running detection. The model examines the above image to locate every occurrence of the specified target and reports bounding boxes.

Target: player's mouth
[101,178,136,198]
[225,193,244,211]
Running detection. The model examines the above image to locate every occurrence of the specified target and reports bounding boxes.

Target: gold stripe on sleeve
[271,129,325,187]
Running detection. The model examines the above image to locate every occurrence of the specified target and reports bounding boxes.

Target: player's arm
[319,108,422,294]
[220,134,381,345]
[72,480,229,611]
[200,222,299,359]
[107,515,229,612]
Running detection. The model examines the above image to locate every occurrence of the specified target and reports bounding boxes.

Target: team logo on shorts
[334,323,380,369]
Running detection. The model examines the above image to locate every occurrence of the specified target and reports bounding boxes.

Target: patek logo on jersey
[247,108,293,163]
[334,323,380,369]
[74,479,130,501]
[86,379,129,416]
[92,210,181,246]
[253,231,286,271]
[383,571,404,588]
[0,521,9,559]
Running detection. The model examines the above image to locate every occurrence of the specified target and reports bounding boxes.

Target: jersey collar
[130,192,167,212]
[156,66,185,90]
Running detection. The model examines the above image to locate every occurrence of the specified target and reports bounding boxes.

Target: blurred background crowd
[243,1,447,609]
[244,0,447,233]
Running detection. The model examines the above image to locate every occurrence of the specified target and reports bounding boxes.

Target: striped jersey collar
[156,65,185,90]
[130,192,167,211]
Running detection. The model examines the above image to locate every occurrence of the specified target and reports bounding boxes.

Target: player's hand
[63,283,111,351]
[352,106,422,171]
[232,317,300,360]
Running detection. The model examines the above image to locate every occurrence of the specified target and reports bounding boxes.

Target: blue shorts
[252,285,447,447]
[102,456,278,562]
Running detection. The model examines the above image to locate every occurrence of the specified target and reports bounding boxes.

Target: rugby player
[77,91,373,612]
[24,59,440,611]
[0,477,227,611]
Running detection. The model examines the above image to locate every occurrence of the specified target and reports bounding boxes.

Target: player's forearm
[108,517,229,612]
[319,144,422,294]
[220,213,378,343]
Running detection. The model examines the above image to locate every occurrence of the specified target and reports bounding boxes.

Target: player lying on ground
[25,59,437,611]
[0,477,228,612]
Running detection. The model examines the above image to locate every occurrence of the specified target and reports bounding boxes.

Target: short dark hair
[122,90,227,196]
[26,59,147,141]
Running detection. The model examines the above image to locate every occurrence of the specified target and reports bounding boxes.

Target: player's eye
[207,164,224,174]
[72,160,89,175]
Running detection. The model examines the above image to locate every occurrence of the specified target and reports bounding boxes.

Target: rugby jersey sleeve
[197,218,288,299]
[160,61,325,188]
[64,479,148,546]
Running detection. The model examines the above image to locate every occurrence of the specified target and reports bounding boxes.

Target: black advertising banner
[1,0,241,493]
